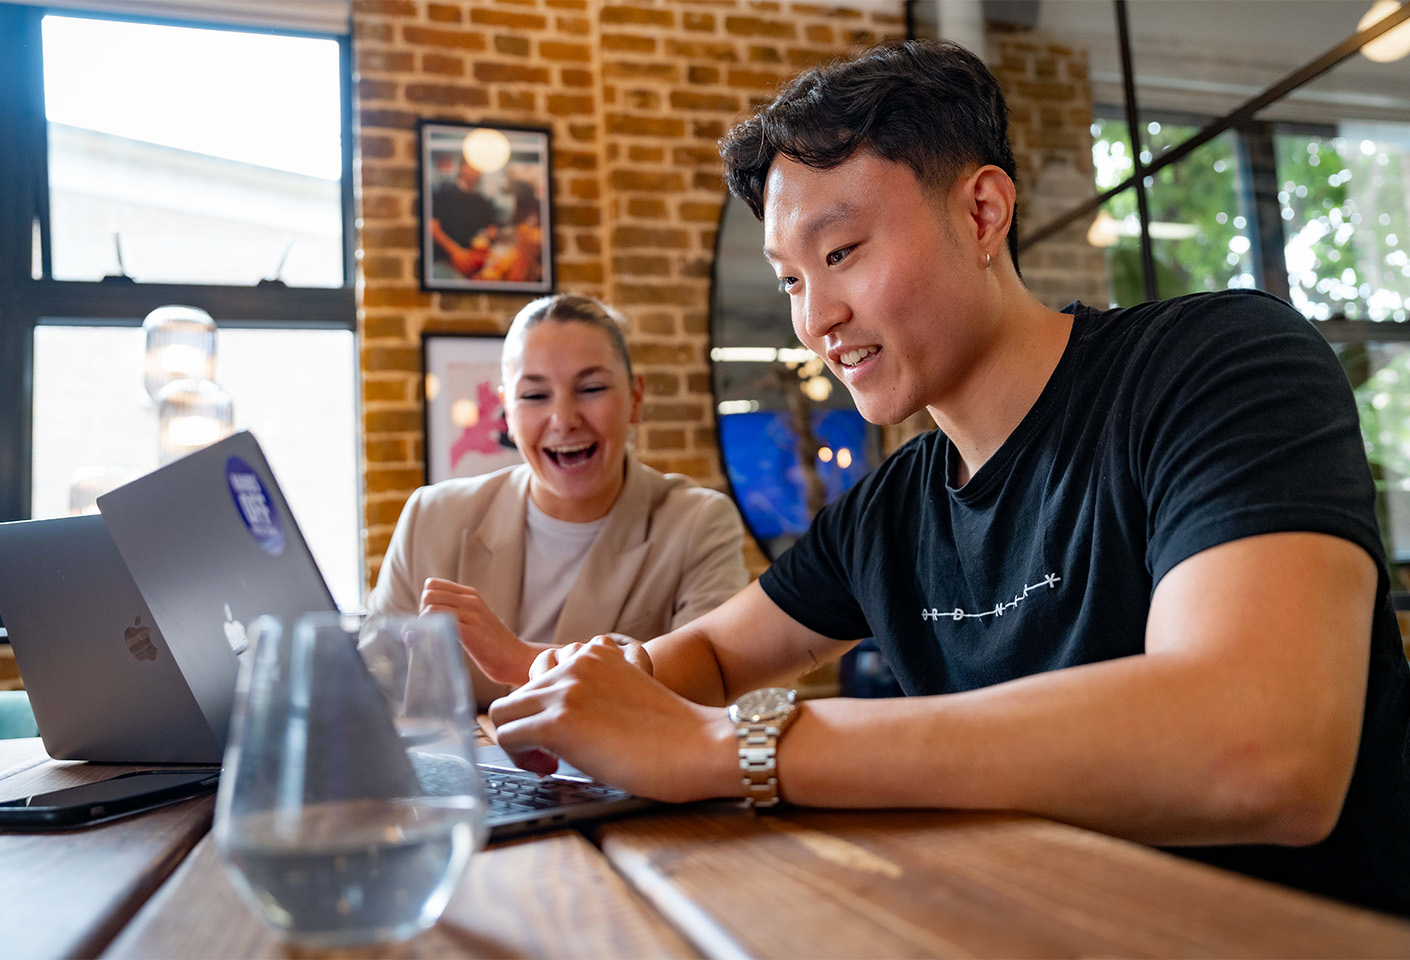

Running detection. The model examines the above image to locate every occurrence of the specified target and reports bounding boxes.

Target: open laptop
[94,430,653,838]
[0,515,224,763]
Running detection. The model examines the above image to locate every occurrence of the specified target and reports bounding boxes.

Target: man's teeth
[840,347,877,367]
[550,442,593,455]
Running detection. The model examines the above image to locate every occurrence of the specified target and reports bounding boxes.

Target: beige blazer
[367,458,749,703]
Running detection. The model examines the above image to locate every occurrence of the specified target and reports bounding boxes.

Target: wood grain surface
[599,805,1410,959]
[103,830,699,959]
[0,741,216,959]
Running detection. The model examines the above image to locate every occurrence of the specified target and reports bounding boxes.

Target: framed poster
[418,120,554,293]
[422,333,521,484]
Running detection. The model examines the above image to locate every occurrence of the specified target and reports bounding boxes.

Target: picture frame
[422,333,522,484]
[418,120,554,294]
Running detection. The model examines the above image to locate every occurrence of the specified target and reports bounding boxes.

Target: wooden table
[2,737,1408,959]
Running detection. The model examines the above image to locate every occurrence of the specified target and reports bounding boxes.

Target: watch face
[733,687,796,723]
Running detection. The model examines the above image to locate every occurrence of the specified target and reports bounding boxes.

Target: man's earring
[985,252,992,269]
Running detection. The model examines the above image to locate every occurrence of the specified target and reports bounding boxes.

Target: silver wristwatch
[727,687,798,808]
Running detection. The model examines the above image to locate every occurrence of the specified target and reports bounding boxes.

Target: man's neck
[928,293,1074,488]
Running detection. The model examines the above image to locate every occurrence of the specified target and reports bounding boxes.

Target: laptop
[94,430,653,838]
[0,515,224,763]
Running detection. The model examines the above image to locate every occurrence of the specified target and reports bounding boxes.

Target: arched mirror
[709,195,884,560]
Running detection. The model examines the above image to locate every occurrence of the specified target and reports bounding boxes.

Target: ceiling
[1031,0,1410,124]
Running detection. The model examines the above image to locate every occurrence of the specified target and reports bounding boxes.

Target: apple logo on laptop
[124,615,158,661]
[223,604,249,656]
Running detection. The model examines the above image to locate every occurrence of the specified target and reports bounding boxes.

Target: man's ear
[965,165,1016,268]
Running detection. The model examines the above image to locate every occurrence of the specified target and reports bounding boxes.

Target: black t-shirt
[760,290,1410,915]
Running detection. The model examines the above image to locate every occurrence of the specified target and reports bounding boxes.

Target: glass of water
[213,611,486,947]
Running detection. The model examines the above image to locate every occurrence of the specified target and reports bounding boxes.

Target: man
[485,40,1410,914]
[430,159,500,278]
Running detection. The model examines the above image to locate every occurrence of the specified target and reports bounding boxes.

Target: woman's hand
[529,633,653,680]
[490,638,737,802]
[421,577,542,685]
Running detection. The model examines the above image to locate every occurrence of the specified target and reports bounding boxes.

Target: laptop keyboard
[409,750,633,819]
[480,766,633,815]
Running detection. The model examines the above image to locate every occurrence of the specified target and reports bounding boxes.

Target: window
[0,7,360,609]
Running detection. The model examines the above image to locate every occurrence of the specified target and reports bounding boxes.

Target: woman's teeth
[547,442,596,466]
[840,347,877,367]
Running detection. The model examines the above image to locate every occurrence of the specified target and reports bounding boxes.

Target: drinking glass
[213,611,486,947]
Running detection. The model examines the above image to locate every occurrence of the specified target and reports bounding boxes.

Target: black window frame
[0,3,358,522]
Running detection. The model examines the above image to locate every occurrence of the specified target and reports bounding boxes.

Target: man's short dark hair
[720,39,1021,272]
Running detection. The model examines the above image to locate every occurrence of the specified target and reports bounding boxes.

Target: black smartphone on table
[0,769,221,829]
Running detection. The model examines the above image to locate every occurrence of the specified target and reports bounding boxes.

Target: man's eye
[519,392,547,402]
[579,384,608,395]
[777,276,798,293]
[826,246,854,266]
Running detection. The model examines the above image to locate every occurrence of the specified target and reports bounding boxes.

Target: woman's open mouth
[545,441,598,469]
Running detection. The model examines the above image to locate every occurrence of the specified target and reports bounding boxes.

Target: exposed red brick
[557,261,605,283]
[421,52,465,76]
[555,204,601,227]
[683,12,716,32]
[541,40,591,62]
[561,67,593,87]
[401,26,487,51]
[602,33,656,53]
[361,254,405,280]
[724,15,794,38]
[556,15,591,35]
[363,377,410,403]
[547,93,595,116]
[670,90,742,112]
[627,197,668,218]
[405,83,490,108]
[495,34,531,56]
[609,170,686,192]
[614,254,671,275]
[498,90,537,111]
[468,7,547,30]
[474,61,551,84]
[427,3,462,22]
[354,0,417,16]
[614,225,690,249]
[362,314,408,340]
[687,64,721,84]
[360,165,418,189]
[601,5,674,27]
[364,465,424,493]
[359,49,415,73]
[606,114,686,138]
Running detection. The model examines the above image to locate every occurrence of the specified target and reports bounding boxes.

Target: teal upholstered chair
[0,690,38,739]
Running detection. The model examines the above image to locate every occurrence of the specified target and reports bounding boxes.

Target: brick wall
[990,26,1108,310]
[351,1,1103,596]
[353,0,906,593]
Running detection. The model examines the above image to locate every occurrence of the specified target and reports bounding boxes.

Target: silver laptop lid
[0,515,222,762]
[97,431,339,750]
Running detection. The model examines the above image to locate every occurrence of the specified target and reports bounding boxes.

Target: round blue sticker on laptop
[226,456,285,556]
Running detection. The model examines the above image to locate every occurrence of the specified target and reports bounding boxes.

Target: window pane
[1091,117,1254,304]
[1338,340,1410,588]
[42,16,344,286]
[1277,124,1410,322]
[32,325,361,611]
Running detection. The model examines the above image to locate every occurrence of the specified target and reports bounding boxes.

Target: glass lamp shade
[157,378,234,464]
[144,305,217,401]
[462,127,512,173]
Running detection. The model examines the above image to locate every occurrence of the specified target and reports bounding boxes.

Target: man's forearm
[643,626,730,706]
[775,649,1358,847]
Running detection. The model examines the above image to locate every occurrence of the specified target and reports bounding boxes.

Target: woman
[367,294,749,705]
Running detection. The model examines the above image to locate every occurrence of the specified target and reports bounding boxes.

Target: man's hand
[490,638,737,802]
[529,633,653,680]
[420,577,542,685]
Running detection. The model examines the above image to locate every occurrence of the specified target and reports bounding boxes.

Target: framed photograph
[418,120,554,293]
[422,333,522,484]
